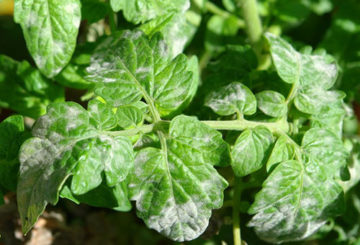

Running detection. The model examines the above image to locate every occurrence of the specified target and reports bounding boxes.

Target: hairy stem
[233,177,243,245]
[202,118,289,134]
[236,0,263,57]
[106,118,289,137]
[205,1,245,28]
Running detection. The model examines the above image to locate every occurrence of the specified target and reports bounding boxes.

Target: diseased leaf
[294,89,345,115]
[0,115,26,192]
[140,11,197,58]
[110,0,189,24]
[17,102,134,233]
[302,128,348,178]
[231,126,273,177]
[256,90,287,118]
[205,82,256,116]
[14,0,81,77]
[310,100,346,137]
[86,30,198,117]
[265,33,341,115]
[129,115,228,241]
[249,160,344,243]
[17,137,77,234]
[249,128,348,242]
[0,55,64,118]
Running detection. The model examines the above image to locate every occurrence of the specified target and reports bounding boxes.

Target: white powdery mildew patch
[53,40,65,54]
[26,9,38,28]
[147,200,209,241]
[64,2,78,14]
[33,54,46,70]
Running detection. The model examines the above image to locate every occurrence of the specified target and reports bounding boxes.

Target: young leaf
[88,100,117,130]
[0,55,64,118]
[129,115,228,241]
[266,135,295,171]
[86,30,198,117]
[231,126,273,177]
[249,160,344,243]
[205,82,256,116]
[116,105,144,129]
[17,102,134,233]
[110,0,190,24]
[256,90,287,118]
[0,115,26,192]
[14,0,81,77]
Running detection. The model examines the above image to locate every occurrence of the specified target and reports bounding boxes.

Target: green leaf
[81,0,109,24]
[129,115,228,241]
[249,160,344,243]
[169,115,230,167]
[266,135,295,171]
[256,90,287,118]
[205,82,256,116]
[70,135,133,195]
[110,0,190,24]
[265,33,341,115]
[88,100,117,130]
[231,126,273,177]
[116,105,144,129]
[0,115,26,192]
[86,30,198,117]
[14,0,81,77]
[0,55,64,118]
[205,14,240,54]
[60,181,131,211]
[17,102,134,233]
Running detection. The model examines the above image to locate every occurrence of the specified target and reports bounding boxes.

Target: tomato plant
[1,0,360,244]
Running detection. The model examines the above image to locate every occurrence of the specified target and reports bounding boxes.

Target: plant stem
[105,118,289,137]
[108,0,117,33]
[236,0,263,57]
[199,50,212,73]
[201,118,289,134]
[104,124,155,137]
[205,1,245,28]
[233,177,243,245]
